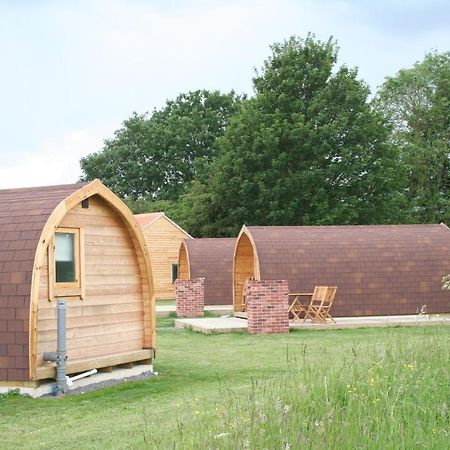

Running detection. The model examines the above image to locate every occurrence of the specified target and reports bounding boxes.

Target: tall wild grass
[152,327,449,449]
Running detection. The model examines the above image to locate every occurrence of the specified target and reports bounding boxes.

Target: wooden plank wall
[234,233,255,311]
[143,217,190,300]
[36,196,145,370]
[178,244,189,281]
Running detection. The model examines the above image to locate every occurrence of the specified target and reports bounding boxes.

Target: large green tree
[376,51,450,223]
[80,90,241,200]
[181,35,404,236]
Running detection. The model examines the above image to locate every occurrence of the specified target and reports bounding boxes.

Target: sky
[0,0,449,189]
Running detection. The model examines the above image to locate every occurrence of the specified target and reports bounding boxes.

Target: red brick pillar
[246,280,289,334]
[175,278,205,317]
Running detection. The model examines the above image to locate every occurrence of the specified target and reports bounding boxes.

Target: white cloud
[0,0,449,189]
[0,126,113,189]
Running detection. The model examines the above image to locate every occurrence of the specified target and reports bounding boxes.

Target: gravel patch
[42,370,155,397]
[67,370,155,395]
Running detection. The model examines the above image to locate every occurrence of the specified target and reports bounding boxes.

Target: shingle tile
[184,238,235,305]
[246,225,450,317]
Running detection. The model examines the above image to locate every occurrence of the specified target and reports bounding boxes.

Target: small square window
[49,227,84,300]
[55,232,76,283]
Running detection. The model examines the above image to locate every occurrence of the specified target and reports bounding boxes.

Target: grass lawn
[0,322,448,449]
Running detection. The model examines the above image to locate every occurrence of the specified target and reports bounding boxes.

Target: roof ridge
[246,224,442,228]
[134,212,164,217]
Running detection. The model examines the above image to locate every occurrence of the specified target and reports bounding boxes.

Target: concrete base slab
[175,314,449,334]
[175,317,248,334]
[290,314,450,330]
[0,364,155,398]
[157,304,233,317]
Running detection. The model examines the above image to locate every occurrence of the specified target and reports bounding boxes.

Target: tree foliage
[78,36,450,237]
[181,36,404,236]
[80,90,241,200]
[376,51,450,223]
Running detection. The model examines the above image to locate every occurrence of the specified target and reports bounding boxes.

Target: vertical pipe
[43,299,69,394]
[56,300,68,394]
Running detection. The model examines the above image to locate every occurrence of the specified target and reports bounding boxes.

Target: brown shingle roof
[134,212,164,229]
[184,238,235,305]
[245,224,450,316]
[0,182,85,381]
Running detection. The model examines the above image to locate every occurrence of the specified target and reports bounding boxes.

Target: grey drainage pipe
[43,300,69,395]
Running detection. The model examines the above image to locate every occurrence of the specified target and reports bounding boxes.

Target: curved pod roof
[234,224,450,316]
[0,179,154,382]
[178,238,235,305]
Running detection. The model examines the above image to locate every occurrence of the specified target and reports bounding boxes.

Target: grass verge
[0,325,448,449]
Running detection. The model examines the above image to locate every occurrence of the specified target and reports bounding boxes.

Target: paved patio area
[175,314,450,334]
[156,304,233,317]
[290,314,450,330]
[175,317,248,333]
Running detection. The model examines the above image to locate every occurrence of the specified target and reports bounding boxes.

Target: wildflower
[283,441,291,450]
[214,432,230,439]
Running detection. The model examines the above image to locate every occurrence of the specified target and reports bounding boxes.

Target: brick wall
[246,280,289,334]
[175,278,205,317]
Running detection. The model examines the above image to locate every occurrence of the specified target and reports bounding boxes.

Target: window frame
[48,227,85,300]
[171,263,178,284]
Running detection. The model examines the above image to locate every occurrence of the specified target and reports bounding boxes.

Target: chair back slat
[324,286,337,304]
[311,286,328,301]
[310,286,336,306]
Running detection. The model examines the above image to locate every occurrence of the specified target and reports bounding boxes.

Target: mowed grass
[0,323,449,449]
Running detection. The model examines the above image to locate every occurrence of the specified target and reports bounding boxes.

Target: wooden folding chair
[289,286,337,323]
[304,286,337,323]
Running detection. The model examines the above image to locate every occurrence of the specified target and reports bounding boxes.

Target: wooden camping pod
[233,225,450,316]
[135,212,192,300]
[177,238,235,305]
[0,180,155,385]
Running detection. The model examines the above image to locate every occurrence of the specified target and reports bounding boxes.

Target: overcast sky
[0,0,449,189]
